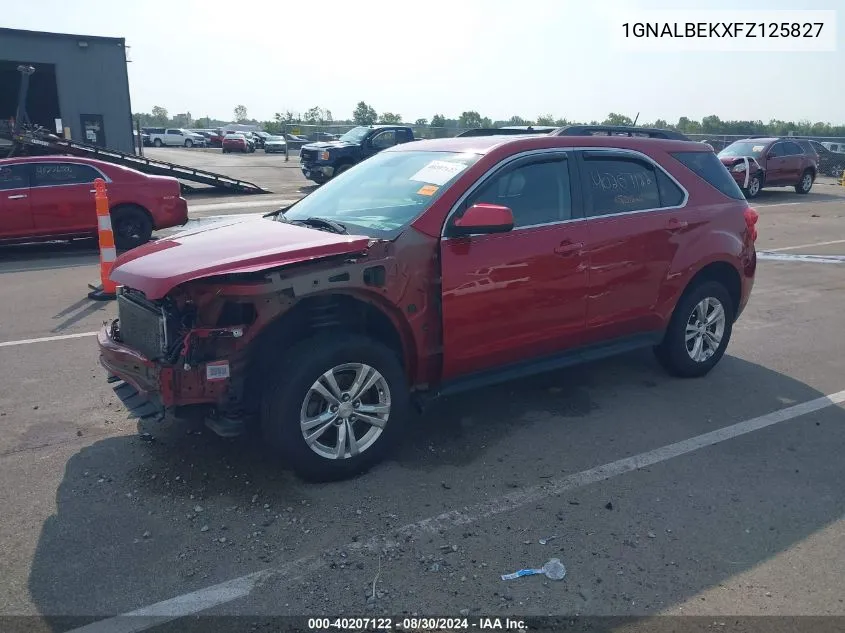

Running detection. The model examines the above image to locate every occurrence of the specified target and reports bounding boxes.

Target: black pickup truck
[299,125,415,184]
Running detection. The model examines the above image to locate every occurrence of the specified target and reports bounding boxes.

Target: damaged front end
[99,285,258,435]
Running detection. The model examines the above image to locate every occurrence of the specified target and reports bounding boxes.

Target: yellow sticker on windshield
[417,184,439,196]
[752,145,765,153]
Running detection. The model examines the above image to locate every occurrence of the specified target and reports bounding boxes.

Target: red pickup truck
[97,134,757,481]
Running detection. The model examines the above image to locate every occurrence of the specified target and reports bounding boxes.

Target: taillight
[744,207,758,242]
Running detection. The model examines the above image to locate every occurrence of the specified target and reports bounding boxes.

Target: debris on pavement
[605,502,614,510]
[538,535,557,545]
[501,557,566,581]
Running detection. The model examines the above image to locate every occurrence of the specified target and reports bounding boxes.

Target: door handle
[666,218,688,231]
[7,194,27,200]
[554,241,584,256]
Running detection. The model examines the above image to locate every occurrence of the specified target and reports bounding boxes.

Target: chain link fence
[279,123,845,145]
[280,123,471,141]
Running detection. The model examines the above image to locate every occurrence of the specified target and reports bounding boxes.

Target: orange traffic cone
[87,178,118,301]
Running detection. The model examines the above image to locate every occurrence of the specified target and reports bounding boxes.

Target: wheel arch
[110,202,154,228]
[676,261,742,323]
[243,290,416,406]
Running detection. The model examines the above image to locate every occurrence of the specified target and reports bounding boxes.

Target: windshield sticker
[409,160,467,186]
[752,145,765,153]
[417,184,439,196]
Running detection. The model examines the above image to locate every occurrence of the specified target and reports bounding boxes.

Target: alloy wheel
[299,363,391,460]
[685,297,726,363]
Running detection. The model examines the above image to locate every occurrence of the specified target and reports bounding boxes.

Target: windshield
[718,142,768,159]
[338,126,371,143]
[280,150,481,237]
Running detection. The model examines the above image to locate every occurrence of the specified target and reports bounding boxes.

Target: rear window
[671,151,745,201]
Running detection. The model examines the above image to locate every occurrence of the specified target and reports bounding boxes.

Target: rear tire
[654,281,734,378]
[153,139,163,147]
[795,169,814,194]
[260,334,409,482]
[111,205,153,250]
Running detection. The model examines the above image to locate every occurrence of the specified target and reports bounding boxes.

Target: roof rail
[455,126,555,138]
[551,125,691,141]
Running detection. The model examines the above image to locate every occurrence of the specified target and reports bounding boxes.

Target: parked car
[0,156,187,249]
[821,141,845,153]
[222,133,254,153]
[251,131,271,149]
[208,129,226,147]
[147,128,207,148]
[133,130,151,148]
[807,140,845,177]
[96,134,757,481]
[300,125,416,184]
[717,137,818,198]
[263,135,288,153]
[284,134,310,150]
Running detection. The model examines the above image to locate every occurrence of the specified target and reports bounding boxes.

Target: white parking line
[766,239,845,252]
[68,388,845,633]
[0,331,98,348]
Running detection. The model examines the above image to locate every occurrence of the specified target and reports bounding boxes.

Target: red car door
[762,141,789,185]
[780,140,805,183]
[576,150,688,344]
[440,152,588,380]
[0,163,33,237]
[29,161,103,235]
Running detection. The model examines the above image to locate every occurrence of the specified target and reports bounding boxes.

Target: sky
[3,0,844,125]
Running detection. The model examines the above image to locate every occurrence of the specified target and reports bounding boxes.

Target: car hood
[302,141,355,150]
[109,217,371,299]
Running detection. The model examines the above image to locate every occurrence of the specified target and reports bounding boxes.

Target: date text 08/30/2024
[307,617,527,631]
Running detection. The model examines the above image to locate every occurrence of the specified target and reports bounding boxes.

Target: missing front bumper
[106,374,165,421]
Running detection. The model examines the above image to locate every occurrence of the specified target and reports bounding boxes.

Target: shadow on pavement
[27,353,845,629]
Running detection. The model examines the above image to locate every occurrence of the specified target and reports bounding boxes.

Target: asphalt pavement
[0,177,844,632]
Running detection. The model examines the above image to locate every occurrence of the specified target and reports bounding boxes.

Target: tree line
[132,102,845,138]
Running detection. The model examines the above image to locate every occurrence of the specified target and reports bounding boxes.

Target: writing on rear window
[590,169,654,192]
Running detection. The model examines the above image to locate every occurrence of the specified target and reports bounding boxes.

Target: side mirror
[449,203,514,237]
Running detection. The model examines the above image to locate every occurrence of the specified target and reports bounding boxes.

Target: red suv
[0,156,188,249]
[718,137,818,199]
[97,135,757,481]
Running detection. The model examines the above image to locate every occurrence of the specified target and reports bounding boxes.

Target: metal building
[0,27,134,153]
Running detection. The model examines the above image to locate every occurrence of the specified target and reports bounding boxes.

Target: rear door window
[0,164,30,190]
[671,151,745,200]
[32,163,101,187]
[579,154,681,216]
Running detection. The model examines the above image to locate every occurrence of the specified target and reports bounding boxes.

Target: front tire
[654,281,734,378]
[260,334,409,482]
[111,205,153,250]
[795,169,814,194]
[333,163,353,178]
[184,139,193,148]
[743,174,762,199]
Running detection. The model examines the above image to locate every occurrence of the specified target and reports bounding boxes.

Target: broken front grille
[117,291,168,360]
[300,148,317,162]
